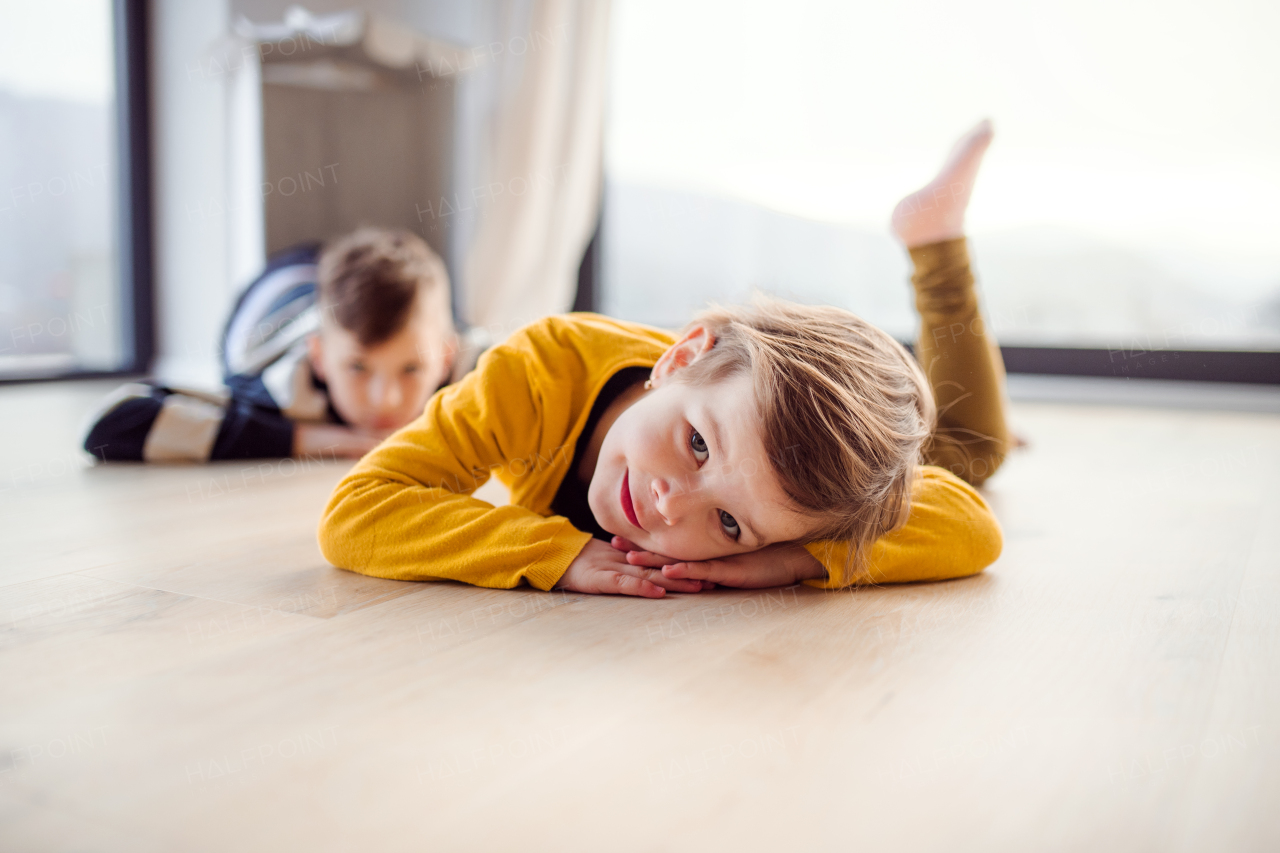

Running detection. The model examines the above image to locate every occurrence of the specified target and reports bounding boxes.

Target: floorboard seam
[65,572,332,622]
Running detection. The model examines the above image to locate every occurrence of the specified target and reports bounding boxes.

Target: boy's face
[309,304,453,432]
[587,327,814,562]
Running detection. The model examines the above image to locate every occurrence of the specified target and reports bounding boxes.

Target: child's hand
[613,536,826,589]
[294,423,388,459]
[555,539,707,598]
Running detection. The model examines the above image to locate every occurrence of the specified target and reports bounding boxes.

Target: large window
[0,0,141,378]
[600,0,1280,379]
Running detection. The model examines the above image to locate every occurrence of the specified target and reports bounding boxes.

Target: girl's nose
[651,477,687,525]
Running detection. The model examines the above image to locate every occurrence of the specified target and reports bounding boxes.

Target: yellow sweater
[318,314,1003,590]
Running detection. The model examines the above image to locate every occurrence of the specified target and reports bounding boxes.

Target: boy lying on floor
[84,228,473,461]
[319,121,1007,593]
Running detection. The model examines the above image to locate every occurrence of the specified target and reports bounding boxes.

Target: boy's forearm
[294,422,385,459]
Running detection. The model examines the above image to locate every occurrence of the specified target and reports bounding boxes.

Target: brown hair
[679,296,936,584]
[316,228,451,346]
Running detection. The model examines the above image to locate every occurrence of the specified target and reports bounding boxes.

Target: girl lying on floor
[319,121,1009,594]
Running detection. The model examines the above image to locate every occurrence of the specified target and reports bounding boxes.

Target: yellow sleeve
[317,342,592,591]
[800,466,1003,589]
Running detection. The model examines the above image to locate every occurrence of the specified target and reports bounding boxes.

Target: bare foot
[890,119,994,248]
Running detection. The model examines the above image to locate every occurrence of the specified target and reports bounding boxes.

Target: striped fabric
[84,246,331,461]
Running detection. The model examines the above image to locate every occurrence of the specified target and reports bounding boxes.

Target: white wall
[149,0,233,386]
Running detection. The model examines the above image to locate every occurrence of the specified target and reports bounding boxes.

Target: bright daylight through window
[0,0,123,376]
[600,0,1280,354]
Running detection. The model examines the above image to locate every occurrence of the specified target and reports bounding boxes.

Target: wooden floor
[2,378,1278,852]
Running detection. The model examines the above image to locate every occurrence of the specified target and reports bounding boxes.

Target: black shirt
[549,366,650,541]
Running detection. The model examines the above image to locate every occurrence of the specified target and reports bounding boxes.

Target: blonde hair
[678,296,936,583]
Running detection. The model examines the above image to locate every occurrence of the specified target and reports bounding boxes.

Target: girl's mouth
[621,469,643,529]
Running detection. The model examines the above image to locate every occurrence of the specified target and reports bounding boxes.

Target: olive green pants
[910,238,1010,487]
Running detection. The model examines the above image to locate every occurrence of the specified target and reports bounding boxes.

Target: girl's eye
[350,362,367,373]
[719,509,741,540]
[403,363,419,375]
[689,429,709,462]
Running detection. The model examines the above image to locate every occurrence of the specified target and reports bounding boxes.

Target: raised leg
[891,120,1010,487]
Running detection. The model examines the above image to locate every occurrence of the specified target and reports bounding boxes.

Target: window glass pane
[0,0,123,375]
[602,0,1280,351]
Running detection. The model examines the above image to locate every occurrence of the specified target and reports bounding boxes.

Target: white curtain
[460,0,611,339]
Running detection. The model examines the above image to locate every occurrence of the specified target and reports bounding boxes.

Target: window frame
[115,0,154,378]
[998,346,1280,385]
[893,342,1279,384]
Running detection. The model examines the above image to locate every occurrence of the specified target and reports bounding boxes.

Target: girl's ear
[306,332,326,380]
[650,324,715,387]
